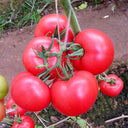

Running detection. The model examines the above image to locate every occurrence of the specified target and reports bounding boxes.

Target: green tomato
[0,75,9,99]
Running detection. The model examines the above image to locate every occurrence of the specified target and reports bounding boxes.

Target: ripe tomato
[22,37,66,79]
[12,115,35,128]
[11,72,50,112]
[70,29,114,75]
[50,70,98,116]
[0,75,9,99]
[0,101,6,122]
[6,97,26,117]
[34,13,74,42]
[100,74,123,97]
[0,98,4,103]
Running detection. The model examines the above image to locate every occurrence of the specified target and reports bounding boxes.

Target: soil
[0,1,128,99]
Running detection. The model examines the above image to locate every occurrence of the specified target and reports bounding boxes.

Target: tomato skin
[0,98,4,103]
[6,97,26,117]
[100,74,123,97]
[0,101,6,122]
[0,75,9,99]
[22,37,66,79]
[71,29,114,75]
[34,14,74,42]
[50,70,98,116]
[12,115,35,128]
[11,72,50,112]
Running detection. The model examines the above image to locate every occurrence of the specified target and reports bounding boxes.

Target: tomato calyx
[51,25,66,40]
[98,74,116,87]
[66,42,84,60]
[15,117,22,124]
[33,36,84,81]
[33,40,73,81]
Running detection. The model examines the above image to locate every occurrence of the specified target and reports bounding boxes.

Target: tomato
[11,72,50,112]
[12,115,35,128]
[0,101,6,122]
[22,37,66,79]
[50,70,98,116]
[34,13,74,42]
[6,97,26,117]
[100,74,123,97]
[70,29,114,75]
[0,75,9,99]
[0,98,4,103]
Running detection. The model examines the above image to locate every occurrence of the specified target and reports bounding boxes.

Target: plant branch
[34,112,47,128]
[2,118,14,125]
[58,0,81,36]
[105,114,128,123]
[47,116,71,128]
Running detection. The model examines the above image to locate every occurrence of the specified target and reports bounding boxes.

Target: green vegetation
[0,0,109,35]
[0,0,53,35]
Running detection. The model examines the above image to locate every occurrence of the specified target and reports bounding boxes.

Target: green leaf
[35,125,43,128]
[41,45,46,54]
[71,116,77,121]
[52,25,66,40]
[76,117,86,128]
[43,74,51,82]
[36,63,49,69]
[50,125,54,128]
[67,119,73,122]
[52,25,58,38]
[46,31,51,37]
[47,38,54,52]
[78,2,88,10]
[60,29,66,40]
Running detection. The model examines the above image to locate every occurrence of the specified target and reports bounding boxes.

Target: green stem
[2,118,14,125]
[98,75,116,85]
[58,0,81,36]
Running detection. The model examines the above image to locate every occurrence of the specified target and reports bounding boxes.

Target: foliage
[0,0,53,35]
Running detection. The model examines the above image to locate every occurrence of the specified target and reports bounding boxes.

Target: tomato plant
[0,101,6,122]
[34,13,74,42]
[70,29,114,75]
[50,70,98,116]
[11,72,50,112]
[22,36,66,79]
[12,115,35,128]
[6,97,26,117]
[100,74,123,97]
[0,75,9,99]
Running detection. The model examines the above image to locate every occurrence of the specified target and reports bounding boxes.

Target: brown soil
[0,2,128,98]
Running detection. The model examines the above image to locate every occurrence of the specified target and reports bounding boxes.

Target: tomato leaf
[76,117,86,128]
[35,125,43,128]
[60,29,66,40]
[71,116,77,121]
[52,25,66,40]
[52,25,58,38]
[47,38,54,52]
[50,125,54,128]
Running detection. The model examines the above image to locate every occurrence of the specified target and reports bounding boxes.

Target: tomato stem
[99,75,116,86]
[58,0,81,36]
[15,117,22,124]
[2,118,14,125]
[35,41,84,81]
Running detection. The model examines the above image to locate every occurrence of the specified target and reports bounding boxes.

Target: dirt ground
[0,2,128,98]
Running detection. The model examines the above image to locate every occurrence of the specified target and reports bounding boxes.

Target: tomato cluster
[0,12,124,127]
[10,13,124,118]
